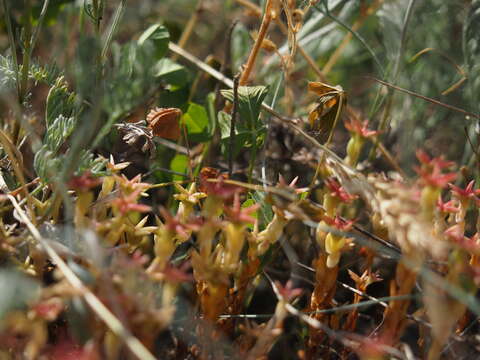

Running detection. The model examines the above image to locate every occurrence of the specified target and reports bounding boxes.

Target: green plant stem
[92,0,103,35]
[315,1,384,77]
[229,75,240,176]
[29,0,51,55]
[248,129,258,183]
[18,0,32,107]
[172,0,203,61]
[101,0,126,63]
[2,0,20,95]
[20,0,51,102]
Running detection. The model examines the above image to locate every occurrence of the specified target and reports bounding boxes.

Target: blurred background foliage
[0,0,478,183]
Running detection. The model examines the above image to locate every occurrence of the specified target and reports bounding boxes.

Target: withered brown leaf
[146,107,182,140]
[307,81,346,144]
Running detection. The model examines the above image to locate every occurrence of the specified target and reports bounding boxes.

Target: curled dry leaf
[146,107,182,140]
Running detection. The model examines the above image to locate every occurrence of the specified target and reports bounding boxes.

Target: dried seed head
[251,31,277,53]
[292,9,304,24]
[261,38,277,53]
[146,107,182,140]
[367,175,448,260]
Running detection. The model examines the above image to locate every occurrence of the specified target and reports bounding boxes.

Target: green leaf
[206,92,217,136]
[252,191,273,227]
[217,111,251,158]
[242,198,258,230]
[182,102,210,142]
[45,76,75,128]
[29,61,63,87]
[0,55,17,93]
[158,86,190,109]
[0,269,40,324]
[220,85,269,129]
[33,146,63,181]
[44,115,75,153]
[138,24,170,59]
[154,58,189,87]
[34,147,106,182]
[75,150,107,176]
[170,154,189,182]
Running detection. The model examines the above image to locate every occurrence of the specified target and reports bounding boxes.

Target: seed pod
[146,107,182,140]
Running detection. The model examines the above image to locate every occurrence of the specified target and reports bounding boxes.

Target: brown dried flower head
[146,107,182,140]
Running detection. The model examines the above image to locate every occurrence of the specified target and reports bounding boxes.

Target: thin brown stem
[172,0,204,61]
[239,0,273,85]
[235,0,262,17]
[369,77,480,120]
[323,0,383,75]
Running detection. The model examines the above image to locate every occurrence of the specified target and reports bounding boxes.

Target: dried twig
[369,76,480,120]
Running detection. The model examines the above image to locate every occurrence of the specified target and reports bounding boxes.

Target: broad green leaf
[220,85,269,129]
[138,24,170,59]
[45,76,75,128]
[217,111,251,158]
[182,102,210,142]
[170,154,189,182]
[0,269,40,323]
[155,58,189,87]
